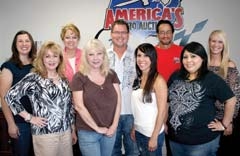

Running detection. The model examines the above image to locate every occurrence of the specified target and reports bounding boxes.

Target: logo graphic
[95,0,208,46]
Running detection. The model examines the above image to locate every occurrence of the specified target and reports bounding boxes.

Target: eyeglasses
[158,30,172,36]
[112,31,128,35]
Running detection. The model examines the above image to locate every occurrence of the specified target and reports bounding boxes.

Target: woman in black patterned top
[5,41,76,156]
[208,30,240,156]
[167,42,236,156]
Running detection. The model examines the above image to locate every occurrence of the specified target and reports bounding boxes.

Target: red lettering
[174,7,184,29]
[161,7,171,20]
[146,9,151,20]
[129,9,137,20]
[136,9,145,20]
[152,8,162,20]
[104,9,115,29]
[104,7,183,30]
[115,9,129,20]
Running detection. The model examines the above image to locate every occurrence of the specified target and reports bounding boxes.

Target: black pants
[73,141,82,156]
[217,117,240,156]
[165,134,172,156]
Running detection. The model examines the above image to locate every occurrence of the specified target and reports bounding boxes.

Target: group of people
[0,19,239,156]
[154,21,240,156]
[0,24,81,156]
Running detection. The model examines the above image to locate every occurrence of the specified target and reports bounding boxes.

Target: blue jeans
[78,130,116,156]
[135,131,165,156]
[169,135,220,156]
[111,114,139,156]
[11,123,33,156]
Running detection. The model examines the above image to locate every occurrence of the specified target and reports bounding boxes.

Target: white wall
[0,0,239,68]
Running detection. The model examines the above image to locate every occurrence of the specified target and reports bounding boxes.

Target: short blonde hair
[60,23,80,40]
[79,39,110,76]
[32,41,65,78]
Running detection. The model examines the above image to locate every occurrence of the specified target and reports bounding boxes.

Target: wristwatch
[25,113,32,122]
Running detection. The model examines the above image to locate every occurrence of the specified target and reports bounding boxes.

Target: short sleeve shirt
[71,70,120,131]
[1,61,32,123]
[167,71,235,145]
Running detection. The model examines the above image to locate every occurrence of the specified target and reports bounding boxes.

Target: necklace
[88,73,105,90]
[48,74,60,81]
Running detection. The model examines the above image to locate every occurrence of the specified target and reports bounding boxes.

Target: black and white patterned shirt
[5,72,75,135]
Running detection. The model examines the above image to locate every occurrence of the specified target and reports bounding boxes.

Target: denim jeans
[111,114,139,156]
[169,135,220,156]
[11,123,34,156]
[135,131,165,156]
[78,130,116,156]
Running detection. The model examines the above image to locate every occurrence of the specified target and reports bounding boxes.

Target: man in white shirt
[108,19,139,156]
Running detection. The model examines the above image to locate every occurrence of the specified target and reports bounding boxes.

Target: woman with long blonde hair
[208,30,240,156]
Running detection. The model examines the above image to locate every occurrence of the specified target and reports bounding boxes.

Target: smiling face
[63,29,79,51]
[87,49,104,70]
[157,23,173,46]
[136,49,151,73]
[43,49,60,72]
[182,50,203,79]
[16,34,32,56]
[111,24,129,48]
[209,33,224,56]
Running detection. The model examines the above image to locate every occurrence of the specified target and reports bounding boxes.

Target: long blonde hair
[32,41,65,78]
[79,39,110,76]
[208,30,230,78]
